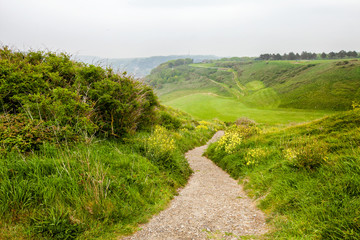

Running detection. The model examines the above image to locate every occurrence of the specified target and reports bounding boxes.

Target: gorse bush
[216,124,261,154]
[0,114,56,153]
[145,125,178,166]
[0,47,159,151]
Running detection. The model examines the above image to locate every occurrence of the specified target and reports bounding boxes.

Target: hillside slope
[205,108,360,239]
[146,59,360,112]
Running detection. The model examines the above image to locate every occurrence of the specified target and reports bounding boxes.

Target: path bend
[122,131,267,240]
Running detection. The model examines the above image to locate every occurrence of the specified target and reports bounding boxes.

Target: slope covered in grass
[146,58,360,123]
[205,108,360,239]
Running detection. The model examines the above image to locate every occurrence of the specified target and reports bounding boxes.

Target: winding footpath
[122,131,268,240]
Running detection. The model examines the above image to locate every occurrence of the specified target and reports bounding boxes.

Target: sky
[1,0,359,58]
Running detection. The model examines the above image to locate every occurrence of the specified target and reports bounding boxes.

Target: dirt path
[122,131,267,240]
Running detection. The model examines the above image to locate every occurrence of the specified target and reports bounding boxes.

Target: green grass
[0,117,219,239]
[163,93,332,125]
[245,80,265,90]
[205,109,360,239]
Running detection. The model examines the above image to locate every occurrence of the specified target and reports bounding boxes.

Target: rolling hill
[146,58,360,124]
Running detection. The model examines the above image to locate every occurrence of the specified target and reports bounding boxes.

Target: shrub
[284,138,328,170]
[0,114,54,153]
[245,148,267,166]
[158,111,182,130]
[0,47,160,151]
[216,124,261,154]
[235,117,256,126]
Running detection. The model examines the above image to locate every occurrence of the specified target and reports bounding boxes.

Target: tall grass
[205,110,360,239]
[0,122,219,239]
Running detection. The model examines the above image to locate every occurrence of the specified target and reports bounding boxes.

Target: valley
[146,58,360,124]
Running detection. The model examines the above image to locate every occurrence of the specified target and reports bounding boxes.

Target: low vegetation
[205,107,360,239]
[0,47,224,239]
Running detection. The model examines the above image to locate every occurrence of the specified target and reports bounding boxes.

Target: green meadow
[163,93,332,125]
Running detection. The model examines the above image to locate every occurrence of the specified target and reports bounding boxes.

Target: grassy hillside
[146,58,360,123]
[0,47,224,239]
[205,108,360,239]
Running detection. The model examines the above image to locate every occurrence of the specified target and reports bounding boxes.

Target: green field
[163,93,332,125]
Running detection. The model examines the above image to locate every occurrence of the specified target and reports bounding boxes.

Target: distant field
[163,93,333,125]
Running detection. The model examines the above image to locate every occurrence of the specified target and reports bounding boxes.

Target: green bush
[158,111,182,130]
[0,114,55,153]
[0,47,159,150]
[283,138,328,170]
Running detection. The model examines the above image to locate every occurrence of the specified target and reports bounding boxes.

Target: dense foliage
[0,47,158,151]
[206,109,360,239]
[258,50,359,60]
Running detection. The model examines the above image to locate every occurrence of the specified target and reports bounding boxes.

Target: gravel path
[122,131,268,240]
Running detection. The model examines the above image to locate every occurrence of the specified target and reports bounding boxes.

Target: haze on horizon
[1,0,359,59]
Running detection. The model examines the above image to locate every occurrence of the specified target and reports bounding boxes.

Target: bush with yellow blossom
[216,124,261,154]
[245,148,267,166]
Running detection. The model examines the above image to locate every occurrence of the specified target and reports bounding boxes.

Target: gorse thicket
[0,47,158,151]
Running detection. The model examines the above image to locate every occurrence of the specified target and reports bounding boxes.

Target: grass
[0,119,221,239]
[163,93,332,125]
[205,109,360,239]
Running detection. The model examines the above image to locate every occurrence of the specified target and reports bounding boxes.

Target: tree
[274,53,282,60]
[328,52,336,59]
[288,52,296,60]
[338,50,347,58]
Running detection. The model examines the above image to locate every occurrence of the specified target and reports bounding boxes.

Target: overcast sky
[1,0,359,58]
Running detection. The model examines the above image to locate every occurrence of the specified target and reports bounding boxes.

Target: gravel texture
[122,131,268,240]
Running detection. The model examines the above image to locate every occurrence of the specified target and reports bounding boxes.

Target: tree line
[258,50,359,61]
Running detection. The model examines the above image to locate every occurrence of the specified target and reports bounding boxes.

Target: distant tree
[338,50,347,59]
[260,54,271,60]
[347,51,358,58]
[301,51,309,60]
[328,52,336,59]
[274,53,282,60]
[288,52,296,60]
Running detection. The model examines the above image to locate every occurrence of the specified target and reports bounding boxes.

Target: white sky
[1,0,359,58]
